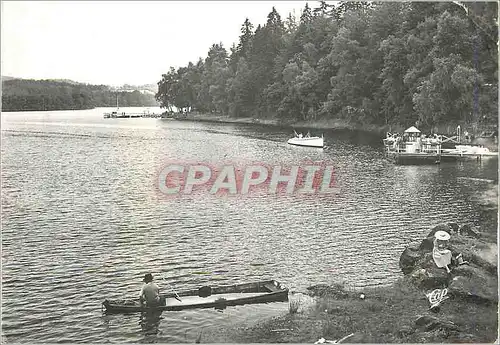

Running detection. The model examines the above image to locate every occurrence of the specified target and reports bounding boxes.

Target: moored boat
[384,126,498,164]
[473,129,498,151]
[384,126,442,165]
[102,280,288,314]
[287,132,324,148]
[103,94,159,118]
[442,145,498,157]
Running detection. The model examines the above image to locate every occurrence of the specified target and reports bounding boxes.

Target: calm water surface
[1,107,498,343]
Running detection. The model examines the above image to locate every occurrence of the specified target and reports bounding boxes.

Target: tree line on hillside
[2,79,158,112]
[155,1,498,131]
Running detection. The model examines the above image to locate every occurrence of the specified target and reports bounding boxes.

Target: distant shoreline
[1,105,160,113]
[2,78,158,112]
[163,112,395,136]
[163,112,500,139]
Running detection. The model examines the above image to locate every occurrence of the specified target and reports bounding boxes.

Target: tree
[313,1,332,17]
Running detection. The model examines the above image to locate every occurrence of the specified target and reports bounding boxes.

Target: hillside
[118,83,158,94]
[1,78,159,112]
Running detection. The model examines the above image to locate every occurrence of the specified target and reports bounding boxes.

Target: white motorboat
[444,145,498,156]
[287,132,324,148]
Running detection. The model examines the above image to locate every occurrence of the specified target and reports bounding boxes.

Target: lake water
[1,107,498,343]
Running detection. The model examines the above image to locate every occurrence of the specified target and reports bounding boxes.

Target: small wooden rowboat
[102,280,288,314]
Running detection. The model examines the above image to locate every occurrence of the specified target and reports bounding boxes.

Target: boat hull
[102,280,288,314]
[444,145,498,155]
[287,137,324,148]
[387,151,497,165]
[388,153,441,165]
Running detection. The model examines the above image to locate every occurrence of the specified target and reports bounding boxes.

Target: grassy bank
[202,279,497,343]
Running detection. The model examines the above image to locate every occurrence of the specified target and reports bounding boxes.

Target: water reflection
[1,110,497,343]
[139,311,163,341]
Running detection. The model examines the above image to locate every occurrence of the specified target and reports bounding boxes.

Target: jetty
[384,126,497,165]
[103,109,161,119]
[103,94,161,118]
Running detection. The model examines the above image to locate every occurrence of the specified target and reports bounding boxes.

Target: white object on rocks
[314,333,355,344]
[426,288,449,309]
[435,230,451,241]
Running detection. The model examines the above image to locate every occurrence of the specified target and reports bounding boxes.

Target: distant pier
[103,110,162,119]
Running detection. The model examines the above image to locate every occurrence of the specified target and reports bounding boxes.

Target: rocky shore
[399,223,497,301]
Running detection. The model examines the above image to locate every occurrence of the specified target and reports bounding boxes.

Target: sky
[1,1,312,86]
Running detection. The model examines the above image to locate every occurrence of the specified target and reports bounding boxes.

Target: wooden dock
[383,126,497,165]
[103,112,162,119]
[387,150,497,165]
[388,152,440,165]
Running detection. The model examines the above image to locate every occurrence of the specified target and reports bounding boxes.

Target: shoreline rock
[399,223,498,303]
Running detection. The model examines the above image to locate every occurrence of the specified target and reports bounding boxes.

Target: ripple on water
[1,115,497,343]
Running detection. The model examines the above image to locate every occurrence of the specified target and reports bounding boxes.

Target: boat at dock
[102,280,288,314]
[384,126,497,165]
[442,145,497,156]
[103,94,160,118]
[288,132,324,148]
[103,110,141,118]
[103,109,161,119]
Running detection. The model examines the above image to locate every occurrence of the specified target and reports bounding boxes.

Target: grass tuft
[289,295,302,314]
[195,329,203,344]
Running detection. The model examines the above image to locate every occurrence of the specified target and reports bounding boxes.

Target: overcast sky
[1,1,313,86]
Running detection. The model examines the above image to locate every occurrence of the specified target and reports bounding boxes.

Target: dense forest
[155,1,498,131]
[2,79,158,111]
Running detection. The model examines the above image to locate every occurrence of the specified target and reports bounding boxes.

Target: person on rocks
[432,231,468,273]
[139,273,166,307]
[432,231,453,273]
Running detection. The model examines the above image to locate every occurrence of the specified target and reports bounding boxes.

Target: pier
[384,126,497,165]
[388,151,497,165]
[103,111,162,119]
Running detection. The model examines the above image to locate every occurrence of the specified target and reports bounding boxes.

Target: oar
[163,278,182,302]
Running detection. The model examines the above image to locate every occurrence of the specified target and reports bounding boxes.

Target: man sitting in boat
[139,273,166,307]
